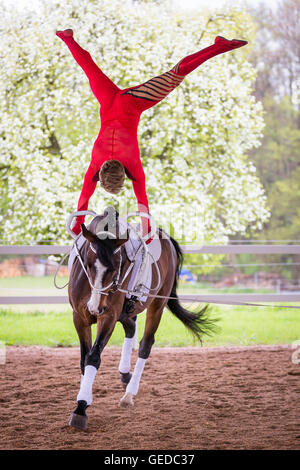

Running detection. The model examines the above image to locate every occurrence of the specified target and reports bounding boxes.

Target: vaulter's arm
[72,161,100,235]
[131,168,152,242]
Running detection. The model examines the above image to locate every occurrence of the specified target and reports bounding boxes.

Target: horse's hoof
[119,392,134,408]
[120,372,132,390]
[69,412,88,430]
[69,400,88,430]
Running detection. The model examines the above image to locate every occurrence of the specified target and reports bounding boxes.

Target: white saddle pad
[124,223,162,263]
[68,234,85,273]
[121,219,162,302]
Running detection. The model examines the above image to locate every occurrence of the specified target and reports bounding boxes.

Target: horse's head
[81,209,129,314]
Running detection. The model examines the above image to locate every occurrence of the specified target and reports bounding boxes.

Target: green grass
[0,275,299,347]
[0,305,299,348]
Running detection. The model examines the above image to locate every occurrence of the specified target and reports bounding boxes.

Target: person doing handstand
[56,29,247,240]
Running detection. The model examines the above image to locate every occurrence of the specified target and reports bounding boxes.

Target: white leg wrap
[77,365,97,406]
[126,357,146,396]
[119,337,134,374]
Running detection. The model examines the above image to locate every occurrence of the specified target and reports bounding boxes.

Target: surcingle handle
[66,210,97,239]
[126,212,156,242]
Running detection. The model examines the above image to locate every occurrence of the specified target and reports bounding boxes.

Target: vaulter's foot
[56,29,74,41]
[214,36,248,49]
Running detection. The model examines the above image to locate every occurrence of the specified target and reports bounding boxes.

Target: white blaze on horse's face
[87,258,107,316]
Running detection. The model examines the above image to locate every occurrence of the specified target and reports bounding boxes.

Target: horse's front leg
[73,312,92,377]
[118,314,137,388]
[119,302,163,408]
[69,310,117,430]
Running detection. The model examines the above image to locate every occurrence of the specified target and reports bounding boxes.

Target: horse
[68,209,214,430]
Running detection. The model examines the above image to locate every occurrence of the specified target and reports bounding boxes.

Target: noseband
[74,230,123,296]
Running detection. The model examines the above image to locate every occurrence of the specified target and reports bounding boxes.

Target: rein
[55,236,300,309]
[54,223,161,299]
[54,210,300,310]
[77,226,161,298]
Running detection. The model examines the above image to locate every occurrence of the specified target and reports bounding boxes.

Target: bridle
[74,230,123,296]
[74,223,161,298]
[54,210,161,298]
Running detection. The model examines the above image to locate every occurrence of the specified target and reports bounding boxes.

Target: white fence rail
[2,244,300,255]
[1,244,300,304]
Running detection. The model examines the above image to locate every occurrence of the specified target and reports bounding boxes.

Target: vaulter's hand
[72,219,82,236]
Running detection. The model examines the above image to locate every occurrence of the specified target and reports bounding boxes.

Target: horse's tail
[167,236,217,343]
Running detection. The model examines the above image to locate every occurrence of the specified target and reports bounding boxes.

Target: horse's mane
[87,215,117,272]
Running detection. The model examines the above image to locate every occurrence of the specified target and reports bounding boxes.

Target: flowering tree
[0,0,268,244]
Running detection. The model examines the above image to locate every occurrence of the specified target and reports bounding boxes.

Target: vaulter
[56,29,247,241]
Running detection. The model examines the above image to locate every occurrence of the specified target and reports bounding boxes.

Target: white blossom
[0,0,268,244]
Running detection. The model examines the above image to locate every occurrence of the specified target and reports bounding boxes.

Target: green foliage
[245,0,300,245]
[250,95,300,241]
[222,0,300,280]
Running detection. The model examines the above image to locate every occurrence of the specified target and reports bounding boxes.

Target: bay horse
[68,209,214,430]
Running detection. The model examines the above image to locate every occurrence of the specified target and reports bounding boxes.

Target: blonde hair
[99,160,125,195]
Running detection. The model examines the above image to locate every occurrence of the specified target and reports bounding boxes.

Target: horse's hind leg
[119,301,164,408]
[118,315,137,389]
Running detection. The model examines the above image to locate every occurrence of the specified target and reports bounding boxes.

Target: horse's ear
[115,229,129,248]
[81,224,97,243]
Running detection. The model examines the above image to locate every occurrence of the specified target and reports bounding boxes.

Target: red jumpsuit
[56,32,247,236]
